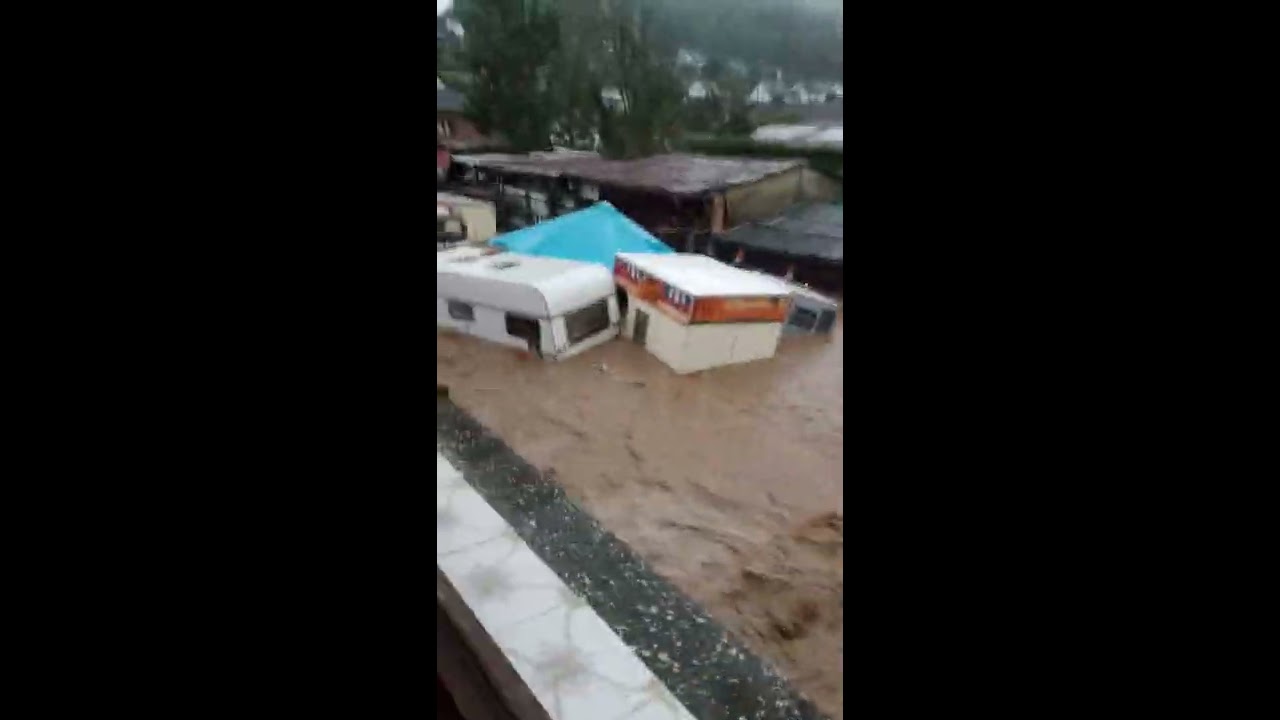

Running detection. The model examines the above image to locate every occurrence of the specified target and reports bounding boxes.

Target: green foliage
[753,110,805,126]
[720,107,754,136]
[436,14,464,72]
[598,4,683,158]
[446,0,840,157]
[454,0,562,150]
[452,0,684,157]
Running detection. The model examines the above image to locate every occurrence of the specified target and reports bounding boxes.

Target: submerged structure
[782,282,840,335]
[447,152,837,243]
[714,203,844,292]
[437,192,497,247]
[437,247,619,360]
[614,252,792,374]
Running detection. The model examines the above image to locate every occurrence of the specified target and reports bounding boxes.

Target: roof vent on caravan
[489,260,521,270]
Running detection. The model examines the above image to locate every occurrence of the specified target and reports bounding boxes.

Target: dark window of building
[788,306,819,331]
[447,301,475,321]
[565,299,610,344]
[814,309,837,333]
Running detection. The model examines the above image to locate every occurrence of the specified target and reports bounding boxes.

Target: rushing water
[437,312,844,718]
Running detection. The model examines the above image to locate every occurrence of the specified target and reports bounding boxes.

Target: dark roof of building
[719,203,843,263]
[437,85,465,113]
[450,152,806,196]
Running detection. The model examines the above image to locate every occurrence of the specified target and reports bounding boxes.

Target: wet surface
[437,312,843,719]
[439,398,827,720]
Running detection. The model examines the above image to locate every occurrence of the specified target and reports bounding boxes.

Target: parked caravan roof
[617,253,791,299]
[437,248,614,317]
[782,280,839,310]
[741,268,839,309]
[489,202,673,268]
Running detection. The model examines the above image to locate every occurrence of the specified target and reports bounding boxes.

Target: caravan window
[505,313,541,355]
[565,300,610,344]
[448,301,475,321]
[788,306,819,331]
[505,313,539,339]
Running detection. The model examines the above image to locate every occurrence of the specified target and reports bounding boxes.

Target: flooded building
[782,282,840,336]
[436,192,497,246]
[614,252,791,374]
[713,203,844,293]
[436,205,466,250]
[446,152,838,245]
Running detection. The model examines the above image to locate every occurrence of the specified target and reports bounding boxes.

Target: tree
[451,0,687,157]
[454,0,561,150]
[695,57,753,135]
[597,0,683,157]
[544,0,612,150]
[643,0,843,82]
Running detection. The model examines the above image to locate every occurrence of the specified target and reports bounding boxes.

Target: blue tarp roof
[489,202,673,268]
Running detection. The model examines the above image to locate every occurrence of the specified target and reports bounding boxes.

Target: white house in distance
[686,80,711,101]
[437,247,620,360]
[613,253,792,374]
[600,86,624,110]
[785,83,814,105]
[748,81,775,104]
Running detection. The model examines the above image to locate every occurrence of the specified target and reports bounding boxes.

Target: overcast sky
[437,0,451,15]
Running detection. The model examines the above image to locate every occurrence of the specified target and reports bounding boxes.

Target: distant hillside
[445,0,841,84]
[648,0,842,82]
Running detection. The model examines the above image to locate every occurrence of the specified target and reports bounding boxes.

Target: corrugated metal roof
[451,153,805,196]
[768,203,844,237]
[720,204,843,263]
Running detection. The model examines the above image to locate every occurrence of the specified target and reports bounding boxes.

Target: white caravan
[437,248,620,359]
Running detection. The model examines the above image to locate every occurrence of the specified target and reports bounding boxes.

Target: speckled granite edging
[437,396,829,720]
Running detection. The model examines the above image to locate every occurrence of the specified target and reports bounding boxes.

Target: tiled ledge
[439,452,695,720]
[438,396,828,720]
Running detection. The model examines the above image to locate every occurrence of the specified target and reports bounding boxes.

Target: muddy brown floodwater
[437,312,844,719]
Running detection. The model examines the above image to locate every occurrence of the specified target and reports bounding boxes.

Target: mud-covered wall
[724,167,805,227]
